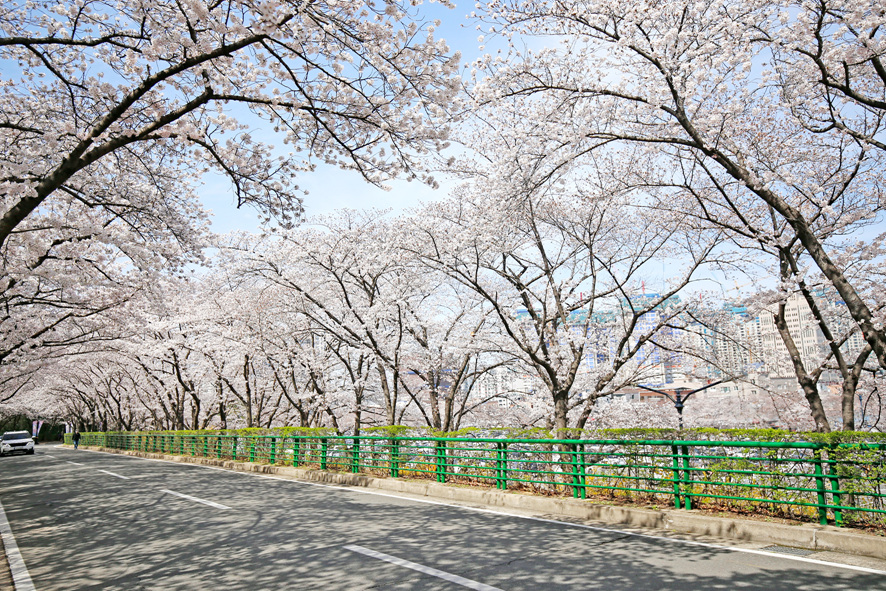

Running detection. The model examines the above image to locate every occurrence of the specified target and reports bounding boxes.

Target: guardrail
[67,432,886,528]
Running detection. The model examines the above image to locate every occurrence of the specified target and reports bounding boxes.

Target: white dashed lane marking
[161,489,230,510]
[344,544,504,591]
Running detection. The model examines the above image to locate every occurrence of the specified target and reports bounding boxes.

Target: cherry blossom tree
[609,135,882,431]
[1,0,461,242]
[760,0,886,154]
[198,266,349,429]
[222,214,418,427]
[0,0,462,402]
[221,209,510,431]
[407,172,726,432]
[472,0,886,374]
[388,268,509,431]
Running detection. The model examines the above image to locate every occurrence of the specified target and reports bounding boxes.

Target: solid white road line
[98,469,130,480]
[0,497,36,591]
[344,544,503,591]
[75,447,886,576]
[161,489,230,510]
[65,460,84,466]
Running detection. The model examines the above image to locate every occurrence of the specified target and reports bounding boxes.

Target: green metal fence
[66,432,886,528]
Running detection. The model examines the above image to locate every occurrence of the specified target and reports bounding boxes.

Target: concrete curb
[86,445,886,561]
[0,532,14,591]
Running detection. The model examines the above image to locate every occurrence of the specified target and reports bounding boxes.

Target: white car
[0,431,35,456]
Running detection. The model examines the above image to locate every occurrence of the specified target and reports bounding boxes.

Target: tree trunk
[841,347,871,431]
[553,390,569,434]
[773,306,831,432]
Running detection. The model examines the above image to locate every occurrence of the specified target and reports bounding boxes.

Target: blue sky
[202,162,454,233]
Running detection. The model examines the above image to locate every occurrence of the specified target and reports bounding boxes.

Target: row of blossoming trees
[2,0,885,434]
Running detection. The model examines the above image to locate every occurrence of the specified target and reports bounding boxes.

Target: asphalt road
[1,446,885,590]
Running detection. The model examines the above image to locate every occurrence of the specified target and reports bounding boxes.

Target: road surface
[1,446,885,590]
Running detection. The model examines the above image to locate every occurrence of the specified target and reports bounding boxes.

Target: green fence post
[293,438,301,467]
[249,438,256,463]
[436,441,447,483]
[495,442,501,489]
[813,448,830,526]
[390,438,400,478]
[321,438,328,470]
[179,435,184,455]
[496,442,508,490]
[681,445,692,510]
[826,446,843,527]
[572,444,586,499]
[232,436,238,461]
[270,437,277,465]
[670,444,682,509]
[352,438,360,473]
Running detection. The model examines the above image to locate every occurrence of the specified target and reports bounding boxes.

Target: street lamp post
[634,381,724,430]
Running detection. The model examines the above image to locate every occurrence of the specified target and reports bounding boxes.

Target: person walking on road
[72,431,80,450]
